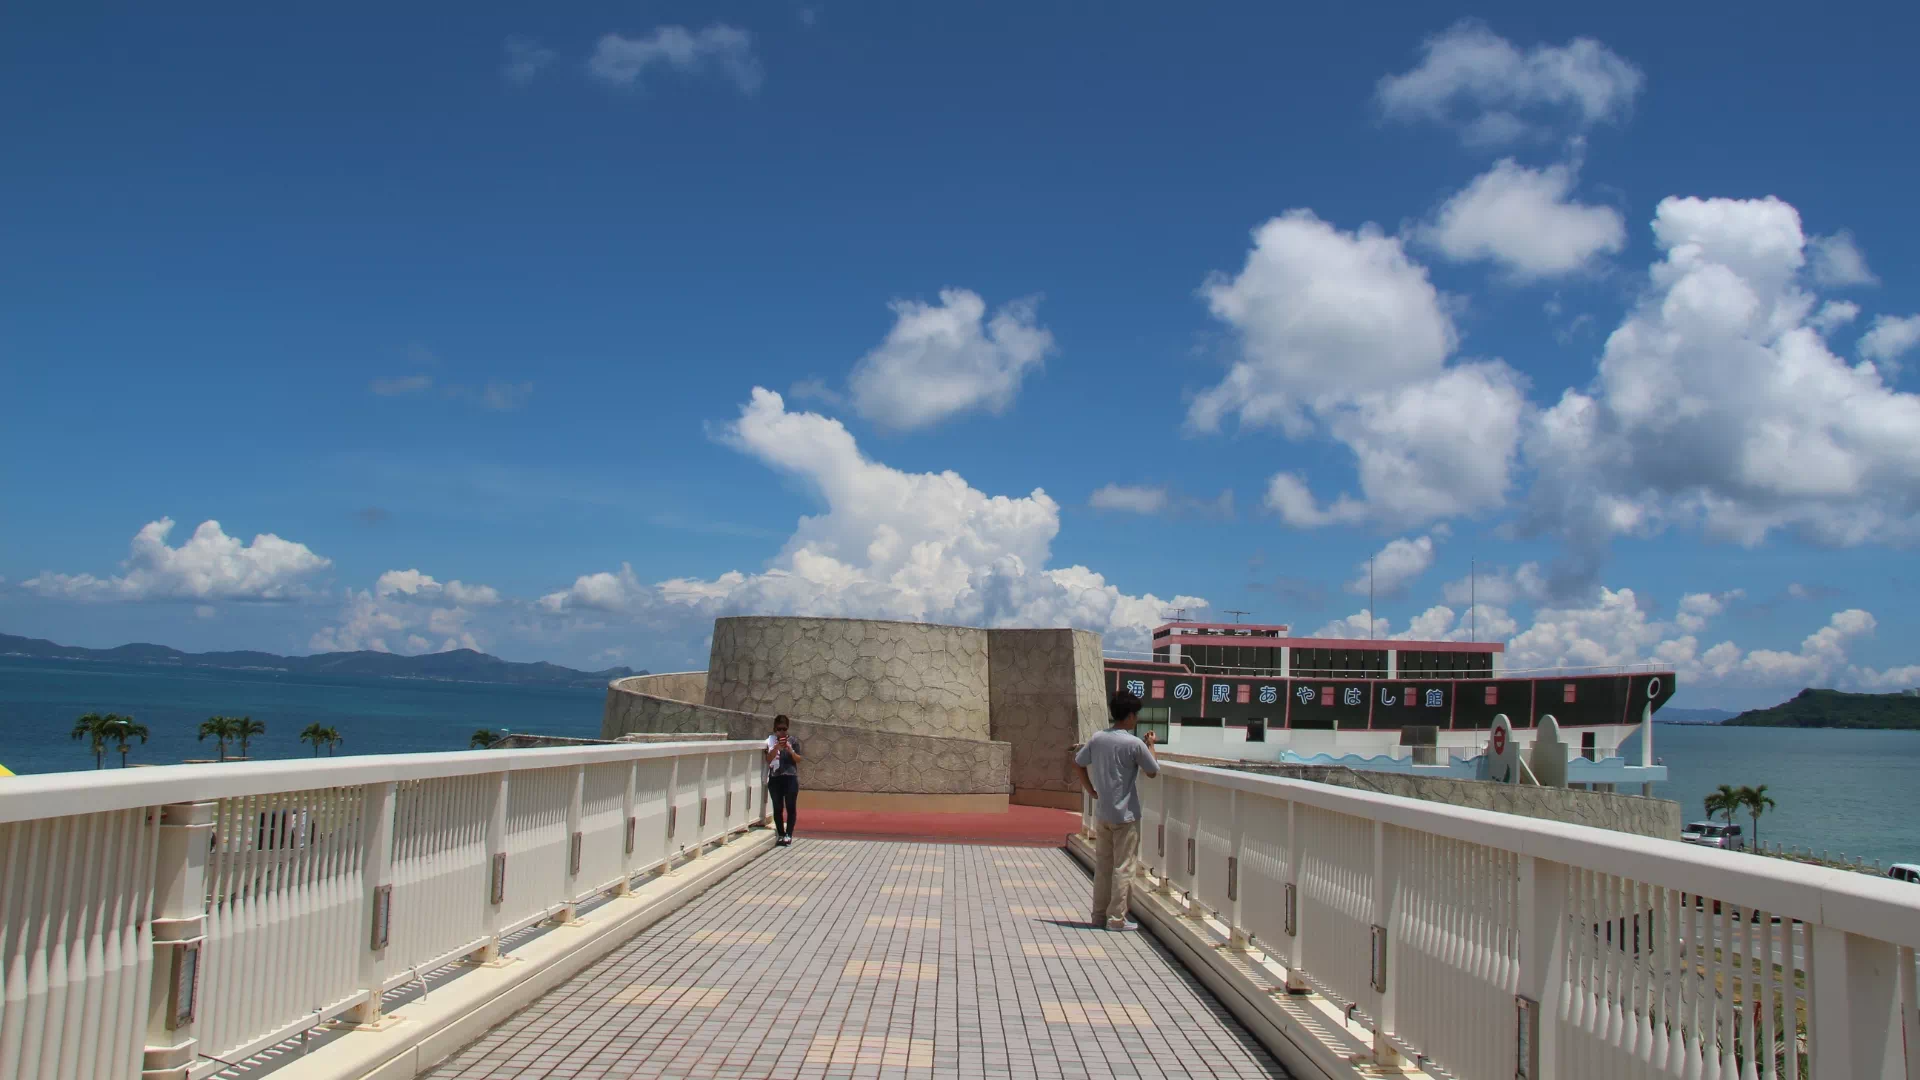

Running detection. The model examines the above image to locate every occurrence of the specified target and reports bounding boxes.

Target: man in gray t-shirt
[1073,690,1159,930]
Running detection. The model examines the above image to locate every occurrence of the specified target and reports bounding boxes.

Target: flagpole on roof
[1370,557,1375,641]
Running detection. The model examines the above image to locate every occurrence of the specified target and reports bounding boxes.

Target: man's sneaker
[1105,918,1139,932]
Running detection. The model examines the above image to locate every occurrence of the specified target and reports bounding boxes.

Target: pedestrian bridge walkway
[4,737,1917,1080]
[424,839,1285,1080]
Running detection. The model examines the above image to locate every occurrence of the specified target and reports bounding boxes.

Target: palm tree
[104,715,149,768]
[1740,785,1776,848]
[470,728,500,750]
[233,716,265,759]
[322,726,343,756]
[1706,784,1741,827]
[71,712,115,769]
[199,715,240,762]
[300,723,330,756]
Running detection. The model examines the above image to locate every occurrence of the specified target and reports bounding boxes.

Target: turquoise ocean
[3,658,1915,869]
[0,657,604,775]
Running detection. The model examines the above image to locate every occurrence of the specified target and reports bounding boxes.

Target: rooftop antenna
[1369,557,1377,640]
[1223,609,1250,624]
[1470,559,1476,643]
[1161,608,1189,623]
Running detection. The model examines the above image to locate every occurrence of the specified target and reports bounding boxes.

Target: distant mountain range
[1726,687,1920,729]
[0,632,641,690]
[1654,707,1735,725]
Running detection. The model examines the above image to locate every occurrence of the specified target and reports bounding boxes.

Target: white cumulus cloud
[1859,313,1920,375]
[1347,535,1438,596]
[1523,194,1920,550]
[539,389,1204,654]
[587,24,762,94]
[1421,159,1625,279]
[848,289,1054,432]
[24,518,331,602]
[1195,210,1528,528]
[1089,484,1169,515]
[1808,231,1877,287]
[311,567,498,655]
[1376,21,1644,146]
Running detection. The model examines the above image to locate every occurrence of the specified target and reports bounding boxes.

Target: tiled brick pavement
[425,838,1289,1080]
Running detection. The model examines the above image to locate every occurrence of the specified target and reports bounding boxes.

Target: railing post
[697,754,712,853]
[347,782,397,1026]
[1369,820,1402,1067]
[617,760,637,895]
[1282,799,1308,993]
[1898,946,1919,1080]
[556,764,584,922]
[143,801,215,1080]
[469,773,509,964]
[1516,855,1568,1080]
[1807,925,1906,1079]
[664,756,683,873]
[1227,789,1249,951]
[1184,781,1204,918]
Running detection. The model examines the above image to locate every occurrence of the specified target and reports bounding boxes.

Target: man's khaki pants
[1092,819,1140,924]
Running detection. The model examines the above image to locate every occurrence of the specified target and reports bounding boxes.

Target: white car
[1888,863,1920,884]
[1681,821,1745,849]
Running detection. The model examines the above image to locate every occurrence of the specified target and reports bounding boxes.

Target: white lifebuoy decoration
[1647,677,1662,699]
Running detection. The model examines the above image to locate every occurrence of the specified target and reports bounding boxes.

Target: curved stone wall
[603,676,1010,798]
[705,617,992,741]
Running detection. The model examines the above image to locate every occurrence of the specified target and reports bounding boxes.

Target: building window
[1246,719,1266,743]
[1484,685,1498,705]
[1236,684,1250,704]
[1152,679,1165,699]
[1563,683,1577,704]
[1581,731,1597,761]
[1320,686,1334,706]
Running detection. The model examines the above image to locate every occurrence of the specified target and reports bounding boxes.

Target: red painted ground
[794,804,1081,846]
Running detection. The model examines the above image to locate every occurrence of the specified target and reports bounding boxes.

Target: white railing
[0,740,765,1080]
[1085,761,1920,1079]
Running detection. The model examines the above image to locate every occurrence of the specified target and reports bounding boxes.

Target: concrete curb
[270,828,776,1080]
[1064,833,1427,1080]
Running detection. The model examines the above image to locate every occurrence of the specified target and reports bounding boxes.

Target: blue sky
[3,3,1917,709]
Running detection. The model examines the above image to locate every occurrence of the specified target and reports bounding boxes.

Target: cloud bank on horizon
[12,20,1920,702]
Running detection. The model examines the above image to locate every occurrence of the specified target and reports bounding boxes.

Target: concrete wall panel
[604,676,1009,796]
[705,617,991,741]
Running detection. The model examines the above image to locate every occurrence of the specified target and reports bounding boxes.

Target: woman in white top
[764,714,803,846]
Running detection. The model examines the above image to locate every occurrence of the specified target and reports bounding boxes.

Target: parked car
[1680,821,1745,849]
[1888,863,1920,884]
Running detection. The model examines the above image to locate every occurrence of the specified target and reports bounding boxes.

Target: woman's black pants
[768,775,799,837]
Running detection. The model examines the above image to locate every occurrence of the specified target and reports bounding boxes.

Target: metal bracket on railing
[625,816,637,855]
[725,791,732,818]
[1185,837,1195,876]
[412,965,430,1002]
[668,806,677,839]
[699,797,708,828]
[370,884,393,951]
[569,831,584,877]
[1515,995,1539,1079]
[1156,823,1165,856]
[490,852,507,905]
[1226,857,1237,902]
[1284,883,1296,937]
[163,937,204,1029]
[1369,924,1387,994]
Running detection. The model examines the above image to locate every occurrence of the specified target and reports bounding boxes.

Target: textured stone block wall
[705,617,992,741]
[603,676,1009,796]
[985,628,1108,802]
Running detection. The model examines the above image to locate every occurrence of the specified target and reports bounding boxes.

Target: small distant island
[1725,687,1920,729]
[0,632,643,690]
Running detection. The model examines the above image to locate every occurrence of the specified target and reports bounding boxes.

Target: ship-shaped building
[1103,620,1672,792]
